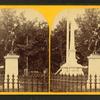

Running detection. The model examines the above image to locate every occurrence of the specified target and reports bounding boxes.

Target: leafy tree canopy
[75,8,100,66]
[51,8,100,73]
[0,9,49,74]
[51,18,66,73]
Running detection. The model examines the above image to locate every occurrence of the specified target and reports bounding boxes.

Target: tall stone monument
[56,20,84,75]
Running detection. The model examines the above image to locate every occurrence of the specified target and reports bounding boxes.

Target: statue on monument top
[9,31,16,55]
[88,24,100,55]
[6,23,17,55]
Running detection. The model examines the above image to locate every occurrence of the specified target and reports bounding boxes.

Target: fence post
[54,74,56,91]
[55,74,57,91]
[59,74,61,91]
[94,74,97,92]
[90,74,92,92]
[72,74,74,92]
[76,74,78,92]
[17,75,19,92]
[12,74,14,92]
[66,74,68,92]
[58,74,63,91]
[84,76,87,92]
[23,75,25,92]
[36,74,39,92]
[7,75,9,92]
[50,74,52,91]
[64,74,66,92]
[64,75,66,92]
[80,74,83,92]
[23,75,27,92]
[45,74,49,91]
[45,74,48,92]
[2,74,4,92]
[43,73,46,92]
[41,74,43,92]
[68,74,70,92]
[30,75,33,92]
[32,75,34,92]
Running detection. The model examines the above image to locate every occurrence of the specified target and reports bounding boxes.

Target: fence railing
[0,73,48,92]
[1,73,100,92]
[50,74,100,92]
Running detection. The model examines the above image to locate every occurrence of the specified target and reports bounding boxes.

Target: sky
[0,8,90,30]
[52,8,85,30]
[15,8,86,31]
[16,8,47,22]
[0,8,47,22]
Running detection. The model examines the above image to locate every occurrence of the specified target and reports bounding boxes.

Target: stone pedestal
[59,62,84,75]
[59,48,84,75]
[4,54,19,89]
[88,54,100,89]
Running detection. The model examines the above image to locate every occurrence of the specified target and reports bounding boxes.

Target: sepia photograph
[0,8,49,92]
[50,8,100,92]
[0,6,100,94]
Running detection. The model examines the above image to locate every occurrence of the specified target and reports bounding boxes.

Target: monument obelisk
[56,20,84,75]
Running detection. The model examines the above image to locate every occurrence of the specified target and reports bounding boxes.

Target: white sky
[52,8,85,30]
[16,8,47,22]
[0,8,46,22]
[0,8,92,30]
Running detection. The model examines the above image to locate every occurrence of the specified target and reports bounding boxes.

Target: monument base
[88,54,100,89]
[56,63,84,75]
[4,54,19,90]
[88,54,100,75]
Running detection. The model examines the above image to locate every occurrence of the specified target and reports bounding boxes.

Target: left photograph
[0,8,49,92]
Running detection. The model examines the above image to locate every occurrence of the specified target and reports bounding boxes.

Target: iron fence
[1,73,100,92]
[50,74,100,92]
[0,73,48,92]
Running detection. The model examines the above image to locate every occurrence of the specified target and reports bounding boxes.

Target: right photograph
[50,8,100,92]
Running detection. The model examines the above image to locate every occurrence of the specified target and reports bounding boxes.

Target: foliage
[51,18,66,73]
[75,8,100,66]
[0,9,49,73]
[51,8,100,73]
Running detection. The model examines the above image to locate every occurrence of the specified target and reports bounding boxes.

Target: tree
[51,18,66,73]
[75,8,100,66]
[0,9,49,74]
[0,9,19,65]
[51,9,100,73]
